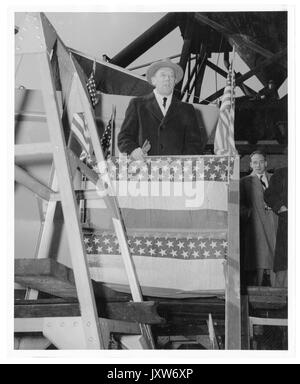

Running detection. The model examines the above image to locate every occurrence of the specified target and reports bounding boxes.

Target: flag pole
[230,45,236,108]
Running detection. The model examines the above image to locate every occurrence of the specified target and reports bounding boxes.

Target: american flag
[86,70,98,108]
[214,62,238,156]
[70,112,92,156]
[100,106,116,159]
[83,155,239,296]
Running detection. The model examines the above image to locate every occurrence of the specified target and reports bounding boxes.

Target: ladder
[14,12,155,350]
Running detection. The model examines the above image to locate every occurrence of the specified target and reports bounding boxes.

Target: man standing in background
[264,167,288,287]
[240,151,278,286]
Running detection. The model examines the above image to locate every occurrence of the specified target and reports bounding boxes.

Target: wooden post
[225,157,241,349]
[241,295,250,350]
[37,50,105,349]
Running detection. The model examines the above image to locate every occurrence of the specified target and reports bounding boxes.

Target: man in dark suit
[264,167,288,287]
[240,151,278,286]
[118,59,205,159]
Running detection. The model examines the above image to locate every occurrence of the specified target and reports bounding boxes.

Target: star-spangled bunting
[84,232,228,260]
[102,156,236,182]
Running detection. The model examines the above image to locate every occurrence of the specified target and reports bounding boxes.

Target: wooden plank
[241,295,250,350]
[15,164,57,201]
[225,159,241,350]
[15,258,77,298]
[15,258,129,301]
[37,48,104,349]
[247,287,288,297]
[248,296,287,310]
[15,112,47,122]
[153,321,225,337]
[14,299,164,325]
[15,143,53,163]
[15,317,140,336]
[68,149,99,186]
[249,316,288,327]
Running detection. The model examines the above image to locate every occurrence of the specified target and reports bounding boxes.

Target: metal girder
[194,13,286,69]
[201,48,287,104]
[110,13,178,67]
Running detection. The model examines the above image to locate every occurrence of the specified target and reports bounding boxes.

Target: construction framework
[14,12,287,350]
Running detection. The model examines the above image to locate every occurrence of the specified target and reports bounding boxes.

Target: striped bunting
[214,63,238,156]
[86,156,236,212]
[83,155,238,296]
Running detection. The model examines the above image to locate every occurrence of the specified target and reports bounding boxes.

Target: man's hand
[278,205,288,214]
[142,139,151,155]
[130,147,145,161]
[130,140,151,161]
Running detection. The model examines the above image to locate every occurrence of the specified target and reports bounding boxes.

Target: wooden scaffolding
[15,11,288,351]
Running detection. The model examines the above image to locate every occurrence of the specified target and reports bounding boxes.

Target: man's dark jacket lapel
[145,93,180,123]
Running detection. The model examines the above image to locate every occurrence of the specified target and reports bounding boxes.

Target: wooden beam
[201,49,287,104]
[14,317,141,336]
[15,164,57,201]
[68,149,99,186]
[247,287,288,297]
[15,143,53,163]
[225,159,241,350]
[14,299,164,325]
[241,295,250,350]
[15,258,128,301]
[247,287,287,311]
[38,48,105,349]
[194,13,286,68]
[15,112,47,122]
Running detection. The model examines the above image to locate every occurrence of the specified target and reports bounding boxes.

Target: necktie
[162,97,167,109]
[260,175,267,190]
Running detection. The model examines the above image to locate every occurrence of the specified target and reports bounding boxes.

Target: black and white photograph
[2,0,299,365]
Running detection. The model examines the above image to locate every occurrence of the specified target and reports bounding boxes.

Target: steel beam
[194,13,287,68]
[110,13,178,67]
[201,49,287,104]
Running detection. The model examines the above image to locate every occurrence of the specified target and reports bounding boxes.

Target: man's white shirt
[153,89,172,116]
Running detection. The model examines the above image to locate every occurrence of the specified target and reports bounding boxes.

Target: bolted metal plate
[15,12,57,55]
